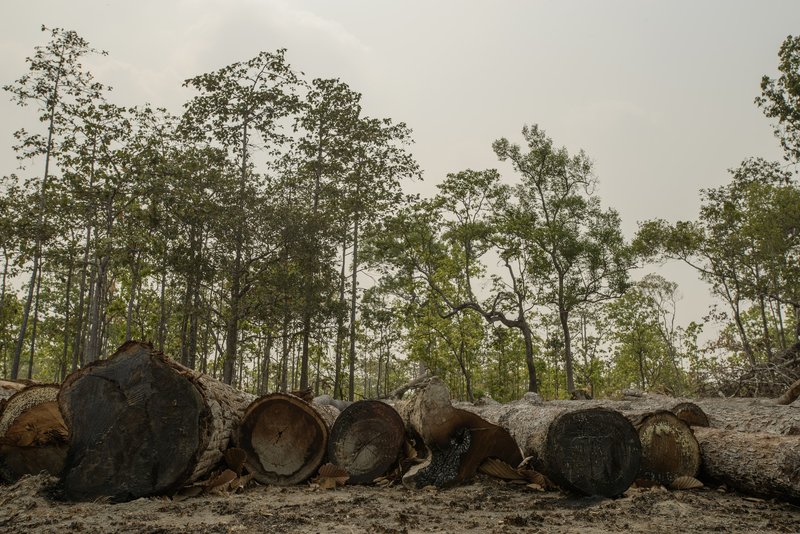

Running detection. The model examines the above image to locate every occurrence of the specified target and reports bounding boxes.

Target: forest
[0,26,798,404]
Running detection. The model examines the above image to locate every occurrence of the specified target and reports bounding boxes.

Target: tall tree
[493,125,633,393]
[757,34,800,164]
[3,26,107,378]
[182,49,301,384]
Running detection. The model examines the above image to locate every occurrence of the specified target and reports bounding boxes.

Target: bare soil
[1,474,798,533]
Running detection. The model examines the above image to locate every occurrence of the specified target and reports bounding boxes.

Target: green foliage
[757,34,800,163]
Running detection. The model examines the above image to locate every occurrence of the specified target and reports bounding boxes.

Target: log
[58,341,254,501]
[0,385,67,482]
[671,402,710,427]
[692,398,800,436]
[327,400,405,484]
[775,377,800,405]
[462,399,641,497]
[693,426,800,502]
[626,410,700,485]
[395,377,522,489]
[235,393,338,485]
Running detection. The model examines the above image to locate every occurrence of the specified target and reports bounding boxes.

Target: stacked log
[58,341,254,501]
[0,384,67,482]
[694,426,800,502]
[462,397,641,497]
[395,377,522,489]
[626,410,700,485]
[327,400,405,483]
[235,393,338,485]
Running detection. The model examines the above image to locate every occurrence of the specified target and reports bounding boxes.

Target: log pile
[2,346,798,504]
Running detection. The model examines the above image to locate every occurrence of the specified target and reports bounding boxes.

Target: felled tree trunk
[694,426,800,502]
[626,410,700,485]
[692,398,800,435]
[59,341,254,501]
[327,400,405,484]
[235,393,338,485]
[462,397,641,497]
[395,377,522,489]
[0,384,67,482]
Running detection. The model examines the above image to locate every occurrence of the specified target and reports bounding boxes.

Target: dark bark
[59,341,254,501]
[348,211,360,401]
[327,400,405,483]
[396,377,522,489]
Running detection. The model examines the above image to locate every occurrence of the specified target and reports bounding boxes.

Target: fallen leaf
[479,458,524,481]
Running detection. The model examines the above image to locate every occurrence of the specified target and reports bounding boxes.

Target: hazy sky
[1,0,798,331]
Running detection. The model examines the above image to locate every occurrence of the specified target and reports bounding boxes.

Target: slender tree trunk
[347,211,360,402]
[260,334,273,395]
[333,241,347,399]
[774,299,787,351]
[85,255,108,364]
[280,306,290,392]
[759,295,773,361]
[61,261,74,381]
[558,307,575,392]
[1,253,9,377]
[12,52,64,380]
[157,268,167,351]
[71,224,92,373]
[125,253,140,342]
[26,263,43,380]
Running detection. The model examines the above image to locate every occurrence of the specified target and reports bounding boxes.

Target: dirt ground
[1,474,798,534]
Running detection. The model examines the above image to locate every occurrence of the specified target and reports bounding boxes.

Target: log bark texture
[235,393,338,485]
[462,399,641,497]
[694,426,800,502]
[692,398,800,436]
[626,410,700,484]
[0,384,67,482]
[327,400,405,484]
[396,377,522,489]
[59,341,254,501]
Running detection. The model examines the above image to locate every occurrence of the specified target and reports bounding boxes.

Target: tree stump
[58,341,254,501]
[395,377,522,489]
[694,426,800,502]
[462,399,641,497]
[235,393,338,485]
[626,410,700,485]
[327,400,405,483]
[0,384,67,482]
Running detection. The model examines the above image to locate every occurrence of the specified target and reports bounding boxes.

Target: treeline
[0,27,798,401]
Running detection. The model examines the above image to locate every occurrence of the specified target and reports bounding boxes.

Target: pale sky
[1,0,798,333]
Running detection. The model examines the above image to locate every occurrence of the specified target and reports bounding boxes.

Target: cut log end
[632,411,701,485]
[59,342,210,501]
[236,393,330,485]
[543,408,641,497]
[327,400,405,484]
[0,385,67,482]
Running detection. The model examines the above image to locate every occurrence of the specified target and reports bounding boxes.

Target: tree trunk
[58,341,254,501]
[60,262,73,382]
[333,241,347,399]
[694,426,800,502]
[0,384,67,482]
[26,263,43,380]
[327,400,405,484]
[348,212,360,402]
[395,377,522,489]
[559,308,575,393]
[692,397,800,435]
[460,395,641,497]
[235,392,338,485]
[626,410,700,485]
